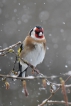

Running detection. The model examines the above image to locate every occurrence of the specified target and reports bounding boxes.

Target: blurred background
[0,0,71,106]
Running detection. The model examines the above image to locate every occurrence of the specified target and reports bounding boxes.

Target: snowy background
[0,0,71,106]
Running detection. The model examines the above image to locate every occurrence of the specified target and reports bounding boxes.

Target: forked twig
[38,75,71,106]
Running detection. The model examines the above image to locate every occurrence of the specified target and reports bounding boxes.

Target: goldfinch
[14,26,46,77]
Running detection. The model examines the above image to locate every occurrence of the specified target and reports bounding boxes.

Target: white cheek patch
[34,27,36,31]
[31,30,36,39]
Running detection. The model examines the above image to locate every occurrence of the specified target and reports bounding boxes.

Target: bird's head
[29,26,45,40]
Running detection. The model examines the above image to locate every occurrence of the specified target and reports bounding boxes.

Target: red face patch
[35,28,44,33]
[35,34,44,38]
[35,28,44,38]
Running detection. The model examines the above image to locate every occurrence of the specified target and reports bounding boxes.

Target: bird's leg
[32,66,35,75]
[32,68,35,75]
[35,69,40,74]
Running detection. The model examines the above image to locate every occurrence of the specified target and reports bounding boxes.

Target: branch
[0,41,21,52]
[20,58,62,87]
[38,87,60,106]
[1,74,47,80]
[38,75,71,106]
[46,100,71,105]
[18,58,71,87]
[0,74,71,88]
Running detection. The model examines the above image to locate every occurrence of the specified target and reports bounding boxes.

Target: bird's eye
[35,31,39,34]
[35,30,43,34]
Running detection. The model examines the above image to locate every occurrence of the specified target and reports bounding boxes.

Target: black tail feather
[18,68,28,77]
[18,62,28,77]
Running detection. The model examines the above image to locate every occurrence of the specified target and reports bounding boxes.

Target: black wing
[18,44,28,77]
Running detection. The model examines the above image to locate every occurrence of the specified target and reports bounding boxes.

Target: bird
[12,26,46,78]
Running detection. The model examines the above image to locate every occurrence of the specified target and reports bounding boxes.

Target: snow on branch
[0,41,21,52]
[0,74,71,88]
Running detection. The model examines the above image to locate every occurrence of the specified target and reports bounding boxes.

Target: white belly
[21,43,45,67]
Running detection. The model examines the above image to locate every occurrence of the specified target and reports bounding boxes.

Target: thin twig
[0,41,21,52]
[0,74,47,80]
[0,74,64,81]
[65,75,71,83]
[38,87,60,106]
[38,75,71,106]
[46,100,71,105]
[0,74,71,88]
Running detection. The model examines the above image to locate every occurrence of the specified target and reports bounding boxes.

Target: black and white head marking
[29,26,45,40]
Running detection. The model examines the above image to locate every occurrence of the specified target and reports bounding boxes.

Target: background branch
[46,100,71,105]
[38,75,71,106]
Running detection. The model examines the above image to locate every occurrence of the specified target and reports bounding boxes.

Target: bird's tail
[18,62,28,77]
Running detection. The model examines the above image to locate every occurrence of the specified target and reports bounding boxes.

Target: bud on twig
[42,79,47,88]
[5,81,10,90]
[22,80,29,96]
[60,77,68,106]
[8,49,14,53]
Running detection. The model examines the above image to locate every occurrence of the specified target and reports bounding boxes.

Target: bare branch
[0,41,21,52]
[38,75,71,106]
[47,100,71,105]
[0,74,71,88]
[38,87,60,106]
[0,74,47,80]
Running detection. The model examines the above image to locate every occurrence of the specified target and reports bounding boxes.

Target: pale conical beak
[39,32,43,36]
